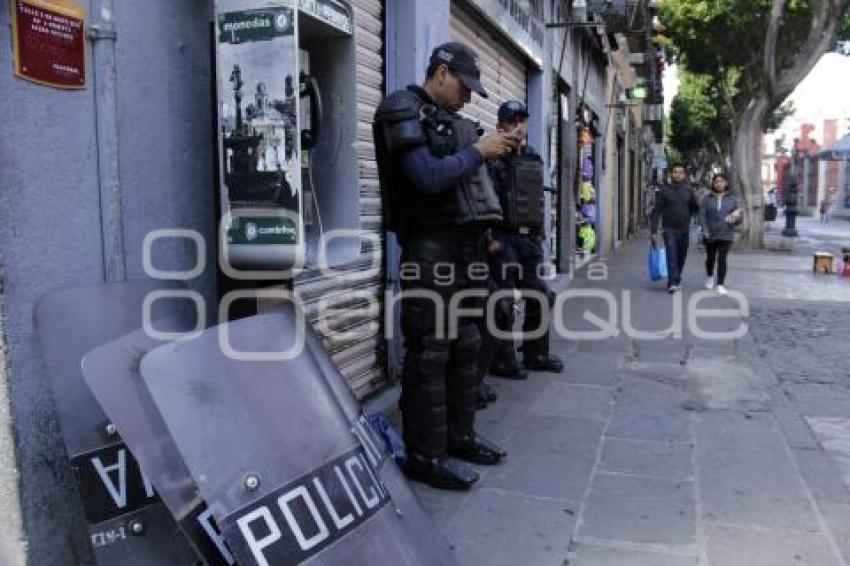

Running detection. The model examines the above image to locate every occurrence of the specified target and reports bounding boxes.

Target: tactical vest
[373,87,502,241]
[499,152,544,233]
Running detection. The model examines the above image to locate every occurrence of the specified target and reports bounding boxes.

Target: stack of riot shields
[36,281,454,565]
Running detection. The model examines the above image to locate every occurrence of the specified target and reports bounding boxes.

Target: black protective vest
[373,86,502,241]
[498,152,544,233]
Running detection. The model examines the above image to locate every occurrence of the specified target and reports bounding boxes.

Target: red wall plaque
[11,0,86,89]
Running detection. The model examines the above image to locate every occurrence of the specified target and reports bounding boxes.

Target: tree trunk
[732,97,771,248]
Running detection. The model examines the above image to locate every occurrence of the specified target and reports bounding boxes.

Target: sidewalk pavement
[405,216,850,566]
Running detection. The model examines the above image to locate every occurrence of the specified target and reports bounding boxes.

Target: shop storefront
[450,3,529,130]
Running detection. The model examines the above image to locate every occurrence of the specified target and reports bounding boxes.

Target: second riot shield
[35,280,198,564]
[82,314,234,565]
[141,306,455,565]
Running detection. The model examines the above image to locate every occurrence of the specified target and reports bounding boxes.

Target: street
[411,216,850,566]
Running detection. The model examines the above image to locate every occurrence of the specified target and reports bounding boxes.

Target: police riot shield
[81,314,234,565]
[34,280,197,564]
[141,307,455,565]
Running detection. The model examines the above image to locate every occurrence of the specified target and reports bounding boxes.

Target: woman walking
[699,173,740,296]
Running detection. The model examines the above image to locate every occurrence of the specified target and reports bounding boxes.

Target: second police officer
[373,43,519,490]
[479,101,564,401]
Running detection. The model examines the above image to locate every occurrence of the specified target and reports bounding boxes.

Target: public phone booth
[216,0,361,275]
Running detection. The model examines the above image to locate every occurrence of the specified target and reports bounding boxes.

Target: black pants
[488,232,552,364]
[400,227,488,458]
[705,239,732,285]
[477,290,513,381]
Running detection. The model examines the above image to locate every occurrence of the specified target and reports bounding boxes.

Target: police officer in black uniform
[482,101,564,385]
[373,43,518,490]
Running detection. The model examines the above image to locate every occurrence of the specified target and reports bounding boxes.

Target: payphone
[216,1,305,271]
[215,0,360,273]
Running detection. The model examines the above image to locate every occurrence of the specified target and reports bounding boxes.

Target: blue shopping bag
[648,245,668,282]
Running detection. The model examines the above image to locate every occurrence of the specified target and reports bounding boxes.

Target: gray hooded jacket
[699,191,740,242]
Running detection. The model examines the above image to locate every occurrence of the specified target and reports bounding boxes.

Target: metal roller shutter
[293,0,387,399]
[450,3,528,132]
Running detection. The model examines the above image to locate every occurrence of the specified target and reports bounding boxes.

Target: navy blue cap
[498,100,529,122]
[430,42,488,98]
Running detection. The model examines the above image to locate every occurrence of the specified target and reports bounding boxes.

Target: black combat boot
[477,381,498,410]
[524,353,564,373]
[490,359,529,380]
[489,341,528,380]
[448,433,507,465]
[403,453,480,490]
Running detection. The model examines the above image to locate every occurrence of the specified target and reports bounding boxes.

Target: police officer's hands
[474,132,519,160]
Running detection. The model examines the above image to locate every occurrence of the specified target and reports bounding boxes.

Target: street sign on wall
[10,0,86,89]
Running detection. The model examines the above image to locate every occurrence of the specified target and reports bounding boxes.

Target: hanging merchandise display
[580,181,596,202]
[580,200,597,224]
[581,156,594,180]
[576,123,598,254]
[578,221,596,253]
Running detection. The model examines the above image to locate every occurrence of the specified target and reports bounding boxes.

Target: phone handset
[299,73,323,151]
[299,72,323,241]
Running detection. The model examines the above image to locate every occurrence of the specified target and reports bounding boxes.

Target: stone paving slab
[442,488,574,566]
[696,411,821,532]
[549,360,625,389]
[606,378,692,443]
[805,417,850,490]
[480,415,603,503]
[818,501,850,563]
[598,438,694,481]
[786,384,850,417]
[684,356,770,413]
[791,446,850,506]
[577,473,696,548]
[568,541,697,566]
[704,523,840,566]
[531,382,615,422]
[476,375,552,445]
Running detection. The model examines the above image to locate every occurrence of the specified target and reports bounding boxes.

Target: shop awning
[818,133,850,161]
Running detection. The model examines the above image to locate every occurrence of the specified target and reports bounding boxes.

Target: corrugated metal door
[450,3,527,132]
[294,0,386,399]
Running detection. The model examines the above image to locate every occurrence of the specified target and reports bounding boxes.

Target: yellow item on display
[579,224,596,252]
[580,181,595,202]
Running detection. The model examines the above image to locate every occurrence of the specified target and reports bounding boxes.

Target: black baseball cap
[429,42,488,98]
[498,100,529,122]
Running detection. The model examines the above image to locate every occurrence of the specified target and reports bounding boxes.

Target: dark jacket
[651,182,698,233]
[699,191,740,242]
[373,85,502,240]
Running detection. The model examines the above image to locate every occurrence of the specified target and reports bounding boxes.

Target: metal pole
[89,0,126,283]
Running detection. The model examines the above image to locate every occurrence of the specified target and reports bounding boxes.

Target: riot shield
[82,314,234,566]
[35,280,198,564]
[142,307,455,565]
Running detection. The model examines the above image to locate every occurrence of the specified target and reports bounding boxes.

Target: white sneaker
[716,285,728,296]
[705,276,715,290]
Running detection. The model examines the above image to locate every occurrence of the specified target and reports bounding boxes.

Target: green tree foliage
[661,0,850,247]
[668,70,726,180]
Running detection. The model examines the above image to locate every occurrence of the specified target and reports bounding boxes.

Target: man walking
[650,163,699,293]
[373,42,517,490]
